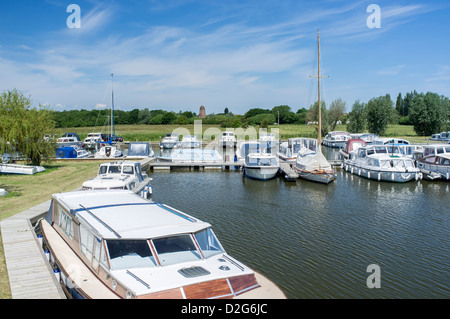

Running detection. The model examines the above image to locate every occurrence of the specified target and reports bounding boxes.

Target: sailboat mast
[317,30,321,146]
[111,73,115,140]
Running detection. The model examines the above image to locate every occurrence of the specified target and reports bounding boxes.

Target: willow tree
[0,89,56,166]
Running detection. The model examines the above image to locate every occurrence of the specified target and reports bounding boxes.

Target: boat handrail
[77,204,122,239]
[156,203,197,223]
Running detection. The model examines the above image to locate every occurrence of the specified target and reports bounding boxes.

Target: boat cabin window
[424,148,436,157]
[99,165,108,175]
[106,239,157,270]
[194,228,224,258]
[54,204,74,240]
[392,159,405,168]
[404,159,415,168]
[247,157,277,166]
[152,234,202,266]
[108,165,121,174]
[380,160,390,169]
[122,165,134,175]
[358,149,367,158]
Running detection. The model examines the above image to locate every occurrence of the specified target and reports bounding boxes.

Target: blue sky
[0,0,449,114]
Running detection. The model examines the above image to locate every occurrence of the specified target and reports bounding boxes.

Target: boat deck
[0,200,65,299]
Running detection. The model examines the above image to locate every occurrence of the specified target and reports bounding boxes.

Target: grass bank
[0,160,103,299]
[56,123,429,142]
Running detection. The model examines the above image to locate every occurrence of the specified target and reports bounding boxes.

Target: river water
[148,146,449,299]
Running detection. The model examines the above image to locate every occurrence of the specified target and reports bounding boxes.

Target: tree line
[1,89,449,165]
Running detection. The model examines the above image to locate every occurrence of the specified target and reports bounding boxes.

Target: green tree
[307,101,329,138]
[272,105,295,124]
[347,100,367,133]
[328,98,346,131]
[409,92,449,136]
[0,89,55,166]
[366,94,395,136]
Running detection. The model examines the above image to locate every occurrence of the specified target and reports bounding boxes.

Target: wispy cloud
[377,65,406,76]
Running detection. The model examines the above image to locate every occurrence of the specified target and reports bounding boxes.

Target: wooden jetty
[279,161,299,181]
[1,201,66,299]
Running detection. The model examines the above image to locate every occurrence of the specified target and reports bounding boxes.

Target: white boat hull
[243,166,279,180]
[0,163,45,175]
[344,162,421,182]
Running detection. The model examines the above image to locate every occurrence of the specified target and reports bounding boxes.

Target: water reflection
[147,144,449,299]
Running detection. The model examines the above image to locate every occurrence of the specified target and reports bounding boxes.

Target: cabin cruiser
[277,138,317,163]
[339,139,367,161]
[259,132,278,151]
[219,131,237,148]
[343,145,421,182]
[293,147,336,184]
[180,135,201,148]
[235,141,268,164]
[350,133,378,144]
[416,153,450,181]
[39,190,286,299]
[157,148,222,164]
[429,132,450,142]
[372,138,410,145]
[160,133,180,149]
[422,144,450,159]
[56,136,83,149]
[322,131,351,148]
[83,133,103,147]
[242,153,280,181]
[126,142,154,159]
[94,145,123,159]
[82,161,152,198]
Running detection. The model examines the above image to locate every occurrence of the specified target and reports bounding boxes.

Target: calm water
[148,147,449,299]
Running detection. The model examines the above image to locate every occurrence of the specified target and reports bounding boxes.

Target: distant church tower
[199,105,206,118]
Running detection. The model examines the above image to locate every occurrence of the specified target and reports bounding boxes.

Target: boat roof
[369,154,412,160]
[247,152,276,159]
[53,190,210,239]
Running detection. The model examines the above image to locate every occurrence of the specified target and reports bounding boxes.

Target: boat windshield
[194,228,224,258]
[107,239,158,270]
[152,234,202,266]
[247,157,277,166]
[387,146,405,156]
[380,160,390,169]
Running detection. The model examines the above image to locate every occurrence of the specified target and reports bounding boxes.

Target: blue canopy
[56,147,77,158]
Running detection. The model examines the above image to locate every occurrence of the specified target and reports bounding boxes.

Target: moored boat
[94,145,123,159]
[293,147,336,184]
[277,138,317,163]
[219,131,237,148]
[339,139,367,161]
[125,142,155,159]
[322,131,351,148]
[160,133,180,149]
[343,146,422,182]
[416,153,450,181]
[39,190,286,299]
[180,135,201,148]
[82,161,152,198]
[242,153,280,181]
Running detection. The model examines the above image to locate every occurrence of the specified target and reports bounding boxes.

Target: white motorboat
[219,131,237,148]
[83,132,103,147]
[322,131,351,148]
[421,144,450,159]
[180,135,201,148]
[56,136,83,149]
[126,142,155,159]
[277,138,317,163]
[235,141,267,164]
[416,153,450,181]
[160,133,180,149]
[158,148,222,164]
[39,190,286,299]
[293,147,336,184]
[339,139,367,161]
[94,145,123,159]
[242,153,280,181]
[372,137,410,145]
[343,145,422,182]
[82,161,152,198]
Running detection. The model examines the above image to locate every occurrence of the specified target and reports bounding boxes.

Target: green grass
[55,123,428,142]
[0,161,104,299]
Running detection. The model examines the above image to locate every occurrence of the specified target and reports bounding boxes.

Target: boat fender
[378,172,381,181]
[53,268,61,282]
[368,172,370,179]
[391,173,394,181]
